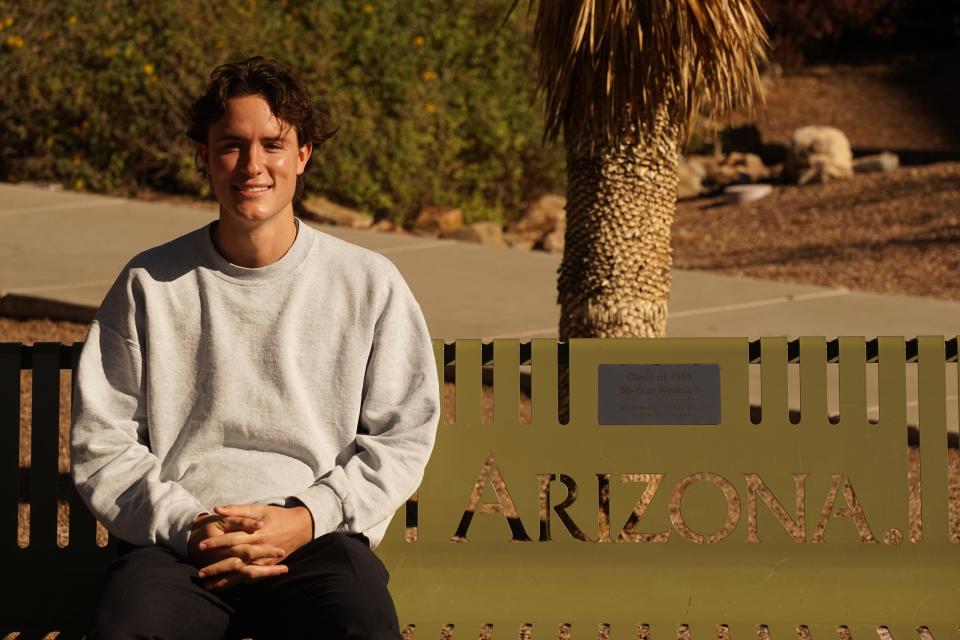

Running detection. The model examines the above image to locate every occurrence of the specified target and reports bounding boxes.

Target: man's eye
[267,143,283,150]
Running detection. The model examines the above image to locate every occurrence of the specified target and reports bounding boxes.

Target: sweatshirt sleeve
[292,265,440,540]
[70,271,208,559]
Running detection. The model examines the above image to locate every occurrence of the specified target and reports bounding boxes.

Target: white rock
[677,156,705,200]
[785,126,853,185]
[853,152,899,174]
[724,183,773,205]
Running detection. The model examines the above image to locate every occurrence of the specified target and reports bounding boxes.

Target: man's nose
[240,145,264,176]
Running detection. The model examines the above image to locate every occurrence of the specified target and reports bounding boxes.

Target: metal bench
[2,337,958,639]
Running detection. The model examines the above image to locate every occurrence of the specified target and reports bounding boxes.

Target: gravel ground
[673,162,960,300]
[676,49,960,302]
[737,51,960,155]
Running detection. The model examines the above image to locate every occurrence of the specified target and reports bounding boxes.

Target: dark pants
[89,531,402,640]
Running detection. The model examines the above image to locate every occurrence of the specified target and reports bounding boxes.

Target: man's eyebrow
[217,133,287,142]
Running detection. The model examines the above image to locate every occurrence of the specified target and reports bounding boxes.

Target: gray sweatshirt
[71,218,440,559]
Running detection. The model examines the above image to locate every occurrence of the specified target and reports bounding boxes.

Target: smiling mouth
[234,185,273,197]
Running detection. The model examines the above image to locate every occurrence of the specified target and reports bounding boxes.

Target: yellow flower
[421,69,437,82]
[424,102,436,113]
[67,15,77,26]
[413,35,425,47]
[361,3,373,14]
[143,63,154,75]
[4,16,13,27]
[73,178,85,191]
[4,35,24,48]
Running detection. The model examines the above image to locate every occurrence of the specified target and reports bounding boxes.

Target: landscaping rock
[853,151,900,174]
[503,232,535,251]
[724,183,773,205]
[677,156,705,200]
[516,194,565,234]
[415,205,463,236]
[506,193,566,248]
[785,126,854,185]
[452,221,506,247]
[728,152,770,183]
[369,218,401,233]
[300,196,373,228]
[692,152,770,189]
[538,224,565,254]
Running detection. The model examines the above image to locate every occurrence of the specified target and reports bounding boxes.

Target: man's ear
[297,141,313,175]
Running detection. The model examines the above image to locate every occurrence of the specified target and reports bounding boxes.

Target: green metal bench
[2,337,958,639]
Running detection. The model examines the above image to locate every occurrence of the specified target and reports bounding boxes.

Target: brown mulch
[675,50,960,302]
[673,162,960,300]
[737,56,960,154]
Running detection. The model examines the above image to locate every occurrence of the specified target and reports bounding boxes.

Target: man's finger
[214,504,265,518]
[198,545,284,574]
[202,564,289,590]
[225,544,285,564]
[219,516,263,533]
[249,555,283,567]
[197,556,246,579]
[196,531,261,551]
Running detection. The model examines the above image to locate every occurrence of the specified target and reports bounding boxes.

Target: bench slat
[30,342,60,552]
[455,339,483,425]
[918,337,949,542]
[493,339,521,425]
[530,339,559,426]
[760,337,789,424]
[0,343,20,549]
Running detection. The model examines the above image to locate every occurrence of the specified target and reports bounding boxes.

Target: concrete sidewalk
[3,181,959,340]
[2,182,958,426]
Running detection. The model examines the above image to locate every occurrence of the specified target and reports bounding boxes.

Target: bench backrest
[2,338,958,639]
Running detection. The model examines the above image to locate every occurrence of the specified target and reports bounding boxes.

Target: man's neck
[212,214,298,268]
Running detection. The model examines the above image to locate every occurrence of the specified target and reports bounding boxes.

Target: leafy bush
[0,0,564,225]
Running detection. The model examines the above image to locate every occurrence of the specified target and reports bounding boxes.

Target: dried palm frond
[507,0,770,154]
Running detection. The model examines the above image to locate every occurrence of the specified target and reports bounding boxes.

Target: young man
[71,56,440,639]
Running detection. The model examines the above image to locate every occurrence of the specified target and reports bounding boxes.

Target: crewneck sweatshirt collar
[196,217,316,284]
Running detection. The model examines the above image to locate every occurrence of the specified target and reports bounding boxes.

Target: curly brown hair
[184,56,338,202]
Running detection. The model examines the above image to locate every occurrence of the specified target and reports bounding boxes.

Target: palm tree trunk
[558,108,680,339]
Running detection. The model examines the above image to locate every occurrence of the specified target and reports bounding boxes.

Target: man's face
[199,94,312,227]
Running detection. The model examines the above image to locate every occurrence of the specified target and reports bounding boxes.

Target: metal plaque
[597,363,721,425]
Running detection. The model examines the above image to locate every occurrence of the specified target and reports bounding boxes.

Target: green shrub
[0,0,564,225]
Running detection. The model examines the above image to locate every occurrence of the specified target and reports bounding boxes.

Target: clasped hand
[187,504,314,591]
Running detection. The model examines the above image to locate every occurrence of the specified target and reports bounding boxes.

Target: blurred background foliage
[0,0,956,225]
[0,0,563,226]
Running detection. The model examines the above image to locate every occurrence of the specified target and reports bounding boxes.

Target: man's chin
[219,205,286,225]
